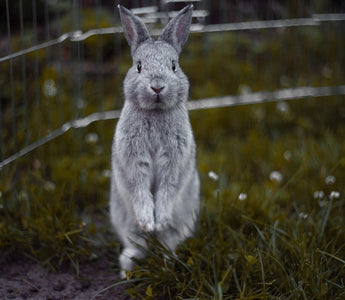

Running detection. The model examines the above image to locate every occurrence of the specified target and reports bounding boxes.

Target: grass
[1,9,345,299]
[115,99,345,299]
[2,98,344,299]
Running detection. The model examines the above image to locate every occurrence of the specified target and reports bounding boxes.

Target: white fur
[110,5,200,276]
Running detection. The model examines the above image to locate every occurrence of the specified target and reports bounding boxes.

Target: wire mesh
[0,0,344,170]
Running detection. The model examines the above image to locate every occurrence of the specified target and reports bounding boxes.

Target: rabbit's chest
[139,118,189,159]
[148,125,184,156]
[118,109,191,163]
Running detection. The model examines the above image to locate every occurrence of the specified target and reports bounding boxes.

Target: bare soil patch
[0,255,129,300]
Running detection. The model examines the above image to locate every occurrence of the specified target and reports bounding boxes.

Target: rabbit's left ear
[159,5,193,54]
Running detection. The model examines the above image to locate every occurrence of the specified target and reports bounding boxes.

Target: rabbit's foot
[140,221,155,232]
[155,198,173,231]
[136,215,155,232]
[154,212,172,231]
[119,247,145,278]
[154,221,167,232]
[134,198,155,231]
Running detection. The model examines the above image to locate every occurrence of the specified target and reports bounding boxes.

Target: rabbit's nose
[151,85,165,95]
[150,78,165,95]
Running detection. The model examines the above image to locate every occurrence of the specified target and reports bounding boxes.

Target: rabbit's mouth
[140,94,167,110]
[148,91,167,107]
[155,94,162,103]
[137,89,177,110]
[152,96,167,109]
[149,97,172,110]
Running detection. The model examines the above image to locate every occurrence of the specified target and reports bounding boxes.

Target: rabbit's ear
[159,5,193,54]
[118,5,151,55]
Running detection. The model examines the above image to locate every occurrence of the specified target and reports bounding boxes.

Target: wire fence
[1,0,345,170]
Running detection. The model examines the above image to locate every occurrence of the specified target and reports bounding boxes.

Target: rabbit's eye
[172,60,176,72]
[137,61,142,73]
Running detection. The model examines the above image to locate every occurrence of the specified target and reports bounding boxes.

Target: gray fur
[110,5,199,277]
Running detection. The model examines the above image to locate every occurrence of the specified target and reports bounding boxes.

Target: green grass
[110,99,345,299]
[2,98,344,299]
[1,13,345,299]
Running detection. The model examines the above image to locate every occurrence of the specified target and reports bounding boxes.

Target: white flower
[44,181,56,192]
[43,79,57,97]
[298,212,308,219]
[269,171,283,183]
[313,190,325,199]
[325,175,336,185]
[85,132,99,144]
[239,84,251,95]
[208,171,219,181]
[276,101,290,114]
[238,193,247,201]
[329,191,340,200]
[101,169,111,178]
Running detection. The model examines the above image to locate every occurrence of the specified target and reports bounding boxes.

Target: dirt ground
[0,255,129,300]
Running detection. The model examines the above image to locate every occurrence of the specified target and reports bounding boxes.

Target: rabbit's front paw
[136,212,155,232]
[154,190,173,231]
[155,221,168,232]
[154,210,172,231]
[134,194,155,231]
[138,219,155,232]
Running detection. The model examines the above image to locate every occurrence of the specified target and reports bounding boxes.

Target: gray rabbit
[110,5,200,277]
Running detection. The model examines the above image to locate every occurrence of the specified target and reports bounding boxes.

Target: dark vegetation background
[0,1,344,298]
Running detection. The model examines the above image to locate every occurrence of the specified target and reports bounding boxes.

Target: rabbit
[110,4,200,277]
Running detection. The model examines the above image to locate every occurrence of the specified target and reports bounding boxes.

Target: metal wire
[97,0,105,112]
[6,0,17,154]
[0,33,72,63]
[0,94,2,169]
[32,0,42,141]
[19,0,29,147]
[1,14,345,63]
[1,85,344,169]
[0,2,344,170]
[44,0,52,133]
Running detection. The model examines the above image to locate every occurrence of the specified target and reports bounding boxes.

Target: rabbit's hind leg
[119,233,147,278]
[119,247,143,278]
[156,227,186,254]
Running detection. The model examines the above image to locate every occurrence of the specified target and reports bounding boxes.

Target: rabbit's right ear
[118,5,151,55]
